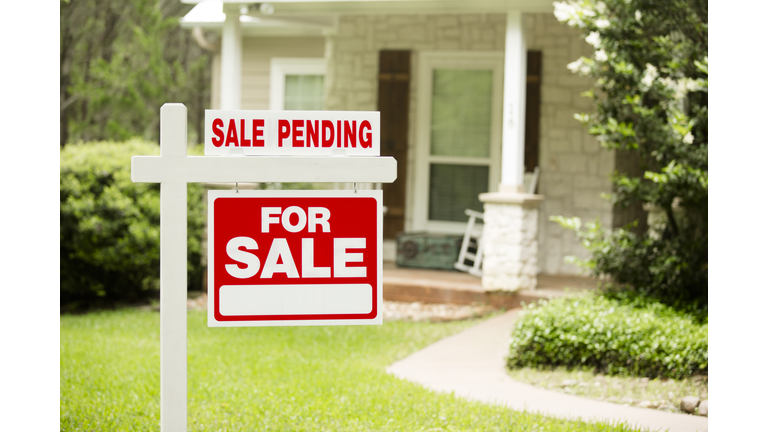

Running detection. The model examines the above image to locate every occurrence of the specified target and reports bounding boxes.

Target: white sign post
[131,104,396,431]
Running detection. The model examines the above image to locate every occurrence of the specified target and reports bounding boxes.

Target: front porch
[383,262,598,309]
[183,2,619,290]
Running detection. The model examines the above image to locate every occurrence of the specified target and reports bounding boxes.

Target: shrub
[507,292,707,379]
[60,139,205,307]
[551,0,708,306]
[552,216,708,309]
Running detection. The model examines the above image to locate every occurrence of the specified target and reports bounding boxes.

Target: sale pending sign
[204,110,380,156]
[208,189,383,327]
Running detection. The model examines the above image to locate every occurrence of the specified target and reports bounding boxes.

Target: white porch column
[479,11,544,293]
[500,11,527,193]
[221,4,242,110]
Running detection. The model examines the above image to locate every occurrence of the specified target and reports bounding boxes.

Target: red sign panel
[207,190,382,327]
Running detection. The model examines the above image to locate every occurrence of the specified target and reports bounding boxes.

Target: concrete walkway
[387,309,708,432]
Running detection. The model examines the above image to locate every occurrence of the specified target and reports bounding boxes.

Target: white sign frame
[131,104,396,431]
[207,189,383,327]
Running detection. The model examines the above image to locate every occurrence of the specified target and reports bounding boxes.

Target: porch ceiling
[181,0,555,17]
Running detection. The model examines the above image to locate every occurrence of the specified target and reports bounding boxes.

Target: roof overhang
[180,0,555,34]
[180,1,336,36]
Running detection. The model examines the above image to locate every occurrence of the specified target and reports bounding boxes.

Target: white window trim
[412,51,504,234]
[269,57,326,110]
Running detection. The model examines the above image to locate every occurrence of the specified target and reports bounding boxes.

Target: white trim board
[411,51,504,235]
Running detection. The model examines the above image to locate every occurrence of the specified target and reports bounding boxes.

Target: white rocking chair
[453,209,485,277]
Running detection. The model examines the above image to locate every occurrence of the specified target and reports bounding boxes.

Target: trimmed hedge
[507,292,707,379]
[60,139,205,307]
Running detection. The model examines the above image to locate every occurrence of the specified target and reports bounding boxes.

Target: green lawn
[61,309,644,431]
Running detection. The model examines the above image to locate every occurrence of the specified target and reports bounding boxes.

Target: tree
[60,0,211,147]
[551,0,708,306]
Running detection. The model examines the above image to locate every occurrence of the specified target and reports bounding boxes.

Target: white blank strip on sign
[219,284,373,316]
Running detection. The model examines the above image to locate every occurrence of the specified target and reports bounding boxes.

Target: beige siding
[211,36,326,110]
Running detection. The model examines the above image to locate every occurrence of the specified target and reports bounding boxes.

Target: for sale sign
[208,189,383,327]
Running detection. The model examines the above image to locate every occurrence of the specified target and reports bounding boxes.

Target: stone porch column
[480,11,544,293]
[221,4,242,110]
[480,193,543,291]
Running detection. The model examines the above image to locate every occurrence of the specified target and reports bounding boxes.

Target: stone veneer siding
[324,13,614,276]
[524,13,615,275]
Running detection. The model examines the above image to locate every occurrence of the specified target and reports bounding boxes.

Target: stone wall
[525,13,614,275]
[325,14,508,112]
[324,14,508,233]
[325,13,614,276]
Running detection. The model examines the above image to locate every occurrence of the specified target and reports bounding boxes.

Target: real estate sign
[134,104,394,429]
[208,189,383,327]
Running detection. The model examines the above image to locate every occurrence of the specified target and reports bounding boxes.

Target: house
[180,0,642,292]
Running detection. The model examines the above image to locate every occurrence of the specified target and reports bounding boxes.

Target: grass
[507,366,707,414]
[61,308,646,431]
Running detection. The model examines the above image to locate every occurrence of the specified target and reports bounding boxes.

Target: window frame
[269,57,327,110]
[412,51,504,234]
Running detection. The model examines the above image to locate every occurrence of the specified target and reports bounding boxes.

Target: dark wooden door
[377,50,410,239]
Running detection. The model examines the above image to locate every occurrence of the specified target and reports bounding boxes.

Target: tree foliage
[60,0,212,147]
[551,0,708,306]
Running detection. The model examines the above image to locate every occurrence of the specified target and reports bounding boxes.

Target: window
[269,58,326,110]
[413,52,503,233]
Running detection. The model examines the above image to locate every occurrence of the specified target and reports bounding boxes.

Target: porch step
[382,262,598,309]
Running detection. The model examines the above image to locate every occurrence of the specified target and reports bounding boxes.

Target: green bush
[507,292,707,379]
[60,139,205,307]
[552,216,708,308]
